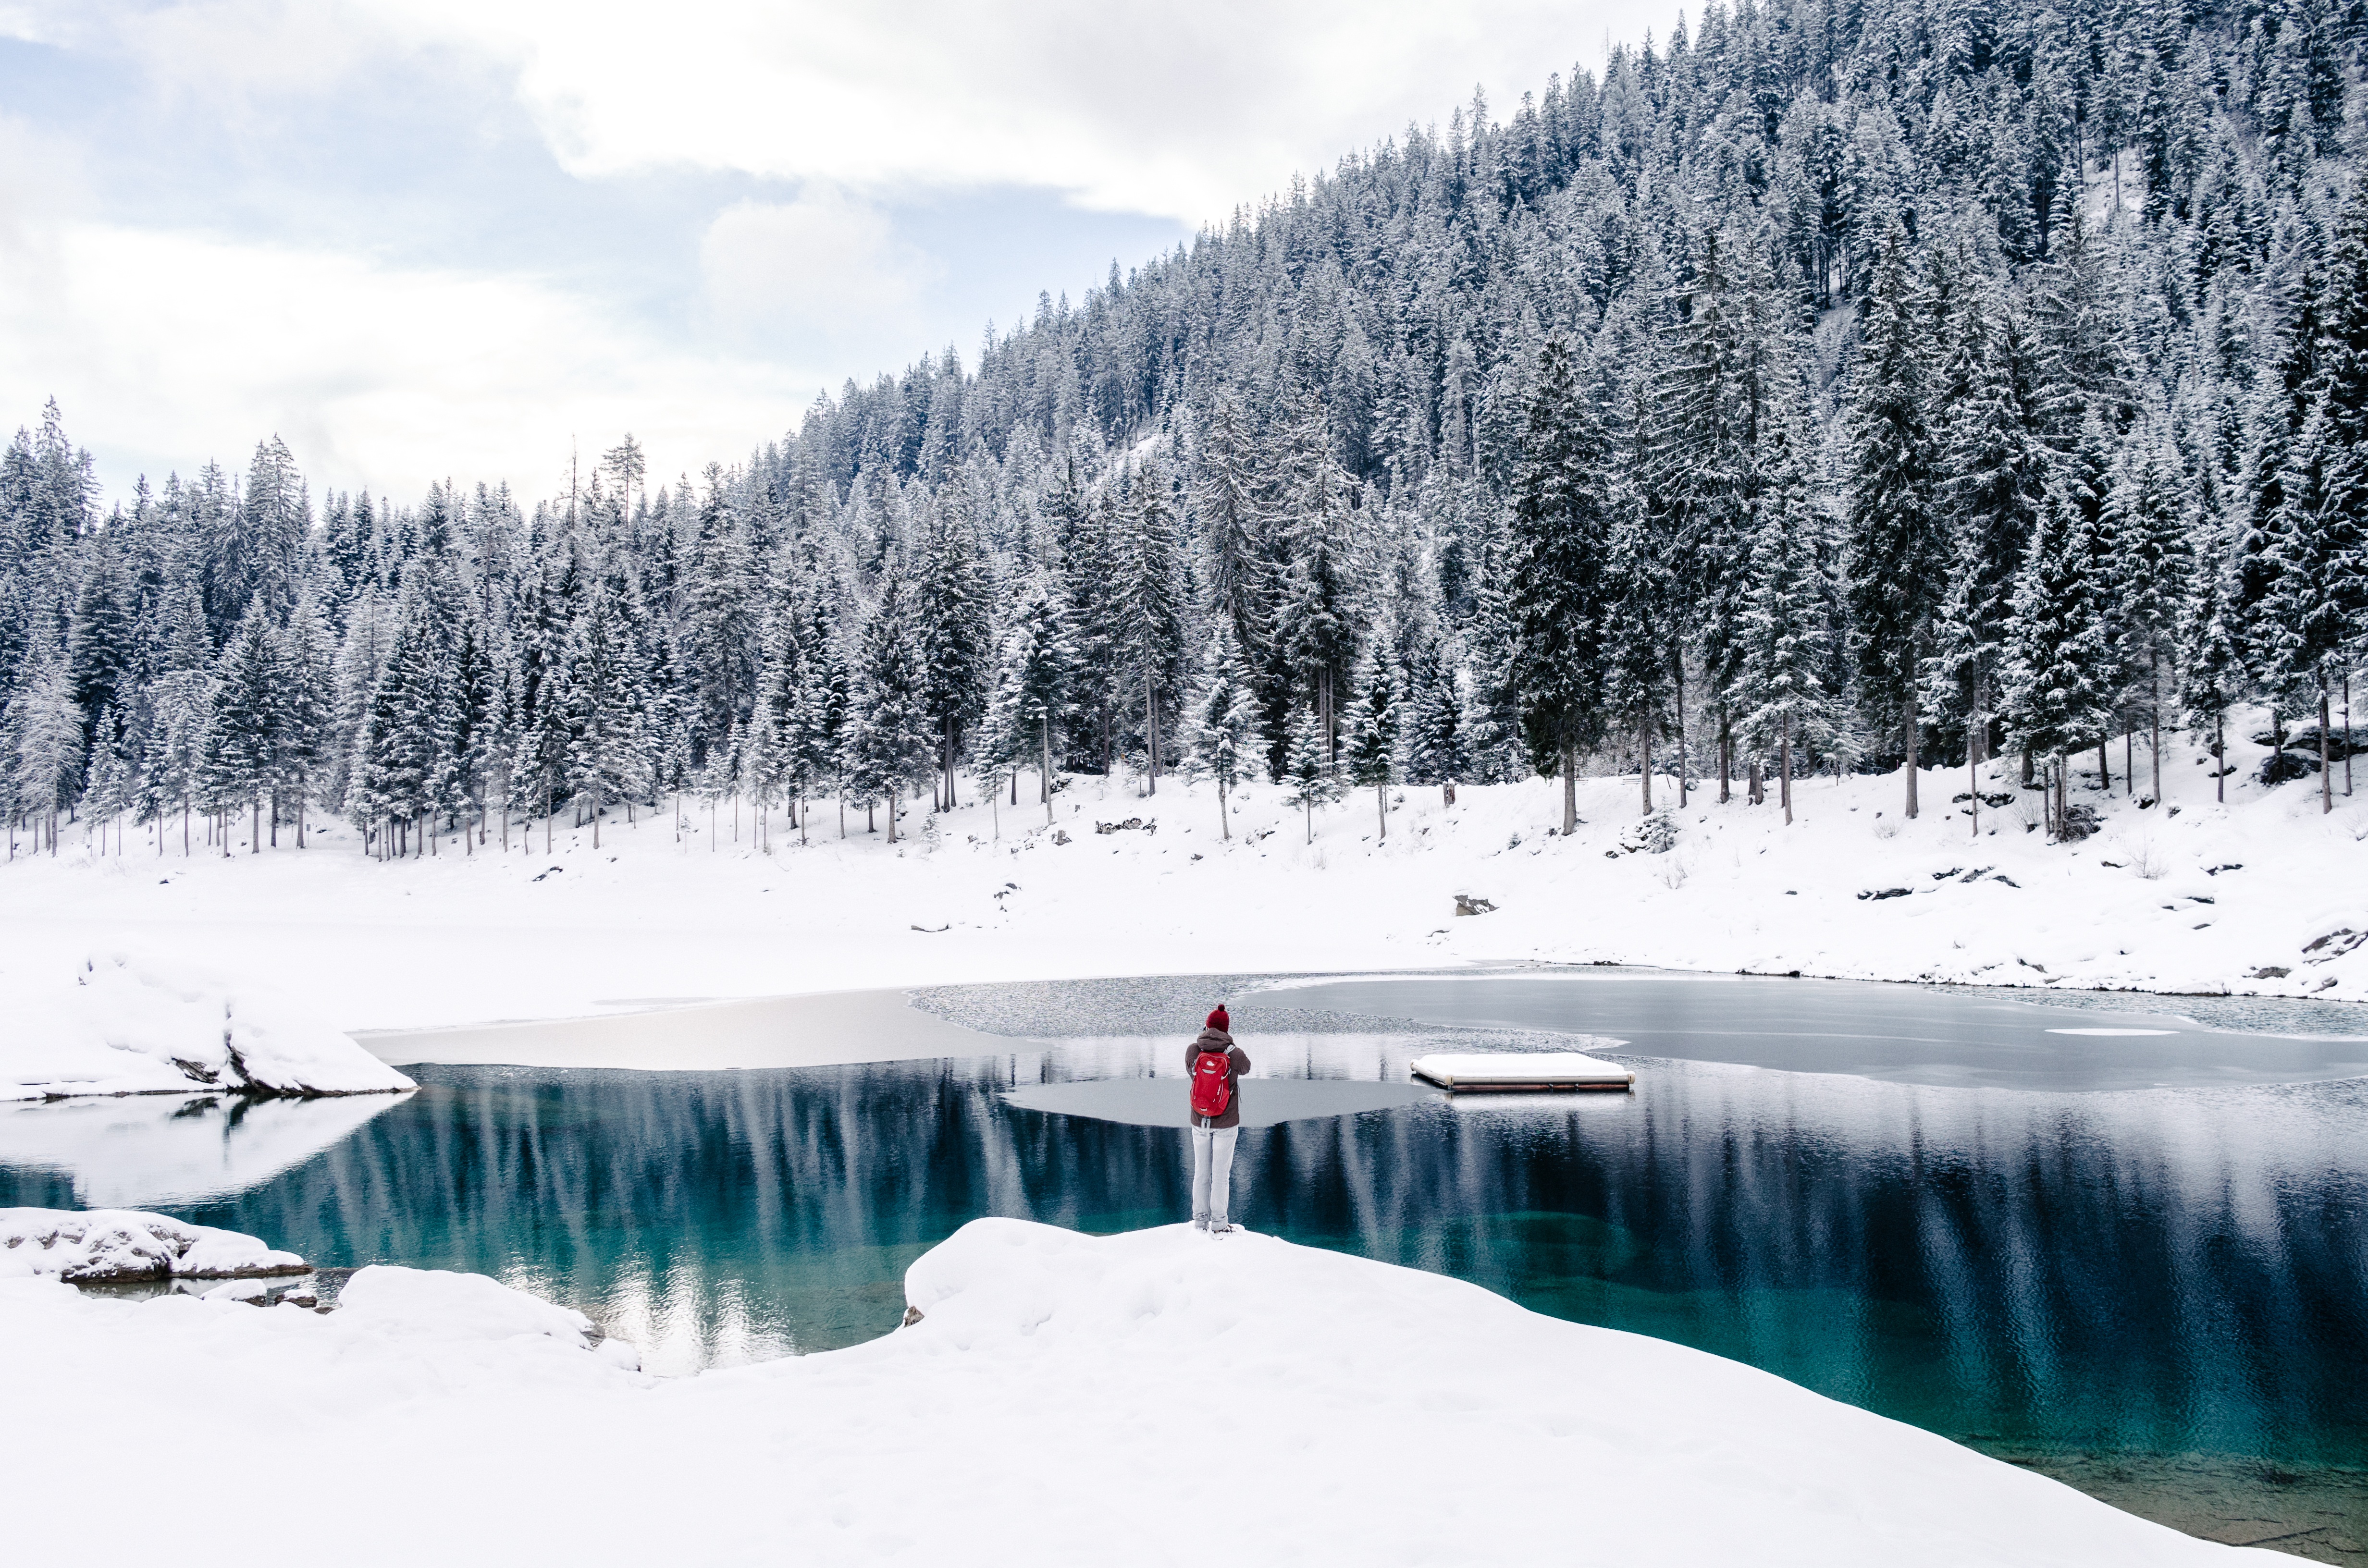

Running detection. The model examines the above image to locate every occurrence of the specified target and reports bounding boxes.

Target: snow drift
[1,953,416,1101]
[0,1213,2281,1564]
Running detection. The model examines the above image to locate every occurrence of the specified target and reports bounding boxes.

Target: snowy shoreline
[1,721,2360,1078]
[0,1213,2286,1564]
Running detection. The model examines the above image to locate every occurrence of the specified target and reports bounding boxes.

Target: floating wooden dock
[1410,1053,1635,1093]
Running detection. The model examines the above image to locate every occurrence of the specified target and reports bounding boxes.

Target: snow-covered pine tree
[206,594,283,855]
[844,564,934,844]
[2261,396,2368,810]
[2103,416,2195,804]
[1843,220,1944,819]
[1183,623,1258,841]
[1730,386,1832,825]
[80,702,132,853]
[1269,382,1359,765]
[913,490,990,809]
[1194,390,1272,665]
[1118,460,1187,795]
[559,579,651,850]
[982,570,1074,825]
[2179,514,2249,804]
[1505,334,1613,832]
[1281,701,1340,844]
[276,588,338,847]
[1341,633,1403,839]
[1398,612,1468,807]
[2001,469,2116,836]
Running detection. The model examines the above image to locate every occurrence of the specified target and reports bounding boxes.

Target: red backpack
[1189,1048,1233,1120]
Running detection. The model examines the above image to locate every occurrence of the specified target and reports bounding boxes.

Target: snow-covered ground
[0,714,2359,1065]
[0,1214,2280,1565]
[2,951,416,1100]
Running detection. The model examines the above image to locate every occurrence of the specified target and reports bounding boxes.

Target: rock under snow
[0,1207,308,1281]
[1,953,415,1102]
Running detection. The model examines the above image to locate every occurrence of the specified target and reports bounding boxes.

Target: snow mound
[0,1207,307,1280]
[336,1265,596,1348]
[0,1218,2278,1564]
[894,1220,2273,1565]
[1,953,415,1101]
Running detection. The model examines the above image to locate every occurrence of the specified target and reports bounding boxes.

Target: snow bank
[1,953,415,1101]
[337,1264,597,1347]
[0,1216,2281,1564]
[0,1207,306,1280]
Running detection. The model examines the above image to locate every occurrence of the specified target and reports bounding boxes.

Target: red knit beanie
[1206,1006,1230,1031]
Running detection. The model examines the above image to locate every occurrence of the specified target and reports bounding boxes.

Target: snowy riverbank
[0,713,2359,1059]
[0,1214,2282,1565]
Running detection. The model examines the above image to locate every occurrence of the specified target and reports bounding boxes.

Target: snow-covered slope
[0,714,2358,1053]
[0,953,417,1101]
[0,1216,2278,1565]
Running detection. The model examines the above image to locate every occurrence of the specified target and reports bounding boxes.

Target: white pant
[1190,1125,1239,1225]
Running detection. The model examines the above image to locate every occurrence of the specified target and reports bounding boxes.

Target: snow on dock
[1410,1051,1636,1091]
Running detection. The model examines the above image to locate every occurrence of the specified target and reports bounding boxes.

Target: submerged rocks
[0,1208,308,1282]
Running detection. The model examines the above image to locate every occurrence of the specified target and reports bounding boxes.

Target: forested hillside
[3,0,2365,859]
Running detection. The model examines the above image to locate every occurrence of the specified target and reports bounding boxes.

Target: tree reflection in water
[4,1048,2363,1547]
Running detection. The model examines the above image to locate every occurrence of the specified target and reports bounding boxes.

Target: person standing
[1187,1006,1251,1233]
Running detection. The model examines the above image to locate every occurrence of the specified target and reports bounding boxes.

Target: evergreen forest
[5,0,2367,858]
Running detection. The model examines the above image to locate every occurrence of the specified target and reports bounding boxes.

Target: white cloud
[17,0,1677,222]
[0,214,819,500]
[700,190,939,361]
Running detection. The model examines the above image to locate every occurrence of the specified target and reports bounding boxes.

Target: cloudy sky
[0,0,1677,504]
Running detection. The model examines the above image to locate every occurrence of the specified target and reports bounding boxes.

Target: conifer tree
[1184,623,1258,841]
[1844,221,1944,816]
[1341,637,1403,838]
[1118,462,1188,793]
[2002,471,2115,834]
[1281,702,1340,844]
[207,594,283,854]
[1398,614,1468,807]
[2180,517,2249,804]
[982,571,1074,825]
[845,566,934,843]
[1505,334,1613,832]
[1730,393,1832,825]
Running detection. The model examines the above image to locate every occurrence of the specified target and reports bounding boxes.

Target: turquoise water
[5,976,2365,1554]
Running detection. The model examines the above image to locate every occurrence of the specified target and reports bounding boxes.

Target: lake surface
[5,969,2365,1558]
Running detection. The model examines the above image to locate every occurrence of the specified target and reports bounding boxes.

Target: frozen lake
[6,968,2364,1558]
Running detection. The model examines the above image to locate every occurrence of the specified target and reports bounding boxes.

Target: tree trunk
[1638,713,1653,816]
[2321,681,2334,815]
[1376,781,1387,840]
[1717,703,1732,804]
[1146,671,1159,797]
[2097,736,2110,795]
[1672,652,1687,809]
[1561,740,1578,834]
[2215,712,2225,803]
[2149,650,2162,805]
[1218,777,1230,841]
[1779,713,1793,826]
[1969,710,1979,839]
[888,782,898,845]
[1904,717,1920,819]
[1043,717,1055,826]
[251,795,261,855]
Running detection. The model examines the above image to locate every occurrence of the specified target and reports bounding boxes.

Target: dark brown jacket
[1186,1029,1251,1130]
